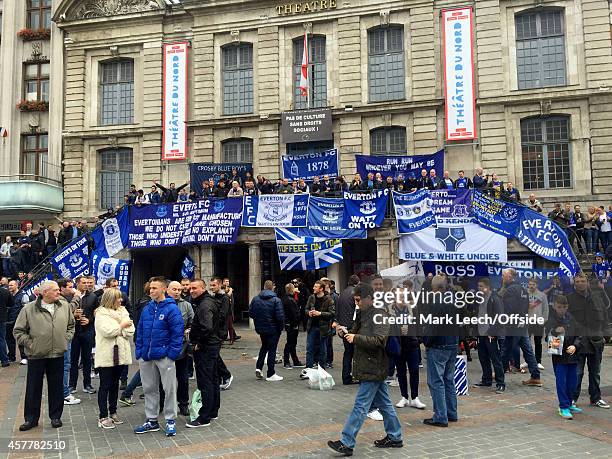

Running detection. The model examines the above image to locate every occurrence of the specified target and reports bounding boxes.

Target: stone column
[376,239,391,273]
[199,245,214,280]
[248,242,261,330]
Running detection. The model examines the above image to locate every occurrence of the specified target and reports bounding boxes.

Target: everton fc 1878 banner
[297,196,366,239]
[399,223,508,262]
[282,149,339,182]
[242,194,309,227]
[51,235,90,279]
[342,189,390,230]
[129,199,243,248]
[275,228,343,271]
[393,190,435,234]
[355,150,444,180]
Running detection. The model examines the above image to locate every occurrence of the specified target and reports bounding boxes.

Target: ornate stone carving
[70,0,161,20]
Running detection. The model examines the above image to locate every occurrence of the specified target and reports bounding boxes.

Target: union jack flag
[275,228,343,271]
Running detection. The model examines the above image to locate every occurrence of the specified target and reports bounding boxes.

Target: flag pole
[306,29,311,110]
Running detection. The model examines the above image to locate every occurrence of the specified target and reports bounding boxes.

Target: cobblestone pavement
[0,327,610,458]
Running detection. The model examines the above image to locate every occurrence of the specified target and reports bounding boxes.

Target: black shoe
[139,394,146,399]
[120,379,128,391]
[327,440,353,456]
[186,418,210,428]
[495,385,506,394]
[1,362,9,368]
[423,418,448,427]
[448,418,458,422]
[467,356,473,362]
[179,406,190,416]
[343,379,360,385]
[373,435,403,448]
[51,419,62,428]
[234,335,241,341]
[19,421,38,431]
[83,386,96,394]
[473,381,492,388]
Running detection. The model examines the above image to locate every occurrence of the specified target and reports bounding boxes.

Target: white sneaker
[255,369,263,380]
[409,397,426,410]
[266,374,283,382]
[396,397,410,408]
[388,379,399,387]
[367,409,383,421]
[91,371,98,379]
[220,374,234,390]
[64,395,81,405]
[520,362,528,369]
[20,359,27,365]
[537,363,545,370]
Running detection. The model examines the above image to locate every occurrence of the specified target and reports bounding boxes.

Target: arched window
[370,127,406,155]
[368,26,405,102]
[293,35,327,109]
[100,59,134,125]
[521,116,571,189]
[99,148,133,209]
[222,43,254,115]
[222,138,253,163]
[515,9,566,89]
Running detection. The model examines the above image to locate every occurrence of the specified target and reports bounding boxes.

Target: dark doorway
[213,244,249,323]
[131,246,188,300]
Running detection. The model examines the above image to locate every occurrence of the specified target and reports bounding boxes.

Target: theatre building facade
[53,0,612,310]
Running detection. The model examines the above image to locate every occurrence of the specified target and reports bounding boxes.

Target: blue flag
[282,149,339,181]
[181,254,196,280]
[91,208,130,258]
[51,235,90,279]
[275,228,343,271]
[342,189,390,230]
[393,190,436,234]
[472,190,521,238]
[92,255,131,294]
[296,196,366,239]
[242,194,309,227]
[355,150,444,180]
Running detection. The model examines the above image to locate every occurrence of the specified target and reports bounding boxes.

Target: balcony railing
[0,163,63,213]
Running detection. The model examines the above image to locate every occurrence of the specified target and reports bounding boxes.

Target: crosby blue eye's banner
[51,235,90,279]
[91,208,130,258]
[296,196,366,239]
[242,194,309,227]
[355,150,444,180]
[129,199,243,248]
[282,149,339,182]
[275,228,343,271]
[430,189,473,224]
[190,163,253,195]
[393,190,436,234]
[472,190,521,238]
[92,254,131,294]
[342,189,390,230]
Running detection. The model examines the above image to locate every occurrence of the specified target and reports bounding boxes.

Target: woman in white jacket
[95,288,135,429]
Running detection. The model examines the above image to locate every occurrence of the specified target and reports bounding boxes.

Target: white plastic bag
[306,366,335,391]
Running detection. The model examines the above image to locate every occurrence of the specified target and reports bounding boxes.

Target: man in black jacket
[333,275,360,385]
[154,181,188,203]
[474,278,505,393]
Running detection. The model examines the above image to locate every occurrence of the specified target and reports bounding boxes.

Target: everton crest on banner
[242,194,309,227]
[296,196,366,239]
[275,228,343,271]
[355,150,444,180]
[181,254,196,280]
[129,199,243,248]
[472,190,521,238]
[91,208,130,258]
[92,255,131,294]
[282,149,339,181]
[430,189,473,224]
[51,235,90,279]
[342,189,389,230]
[393,190,435,234]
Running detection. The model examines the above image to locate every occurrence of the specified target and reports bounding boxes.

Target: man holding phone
[69,276,98,395]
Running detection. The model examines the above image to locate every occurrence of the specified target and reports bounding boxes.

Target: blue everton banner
[355,150,444,180]
[22,273,53,299]
[275,228,343,271]
[92,254,131,294]
[282,148,339,181]
[181,254,196,280]
[515,208,580,276]
[431,189,473,224]
[342,189,390,230]
[51,235,90,279]
[422,262,489,278]
[242,194,309,227]
[91,208,130,258]
[296,196,366,239]
[472,190,521,238]
[190,163,253,195]
[487,265,560,290]
[393,190,435,234]
[129,199,243,248]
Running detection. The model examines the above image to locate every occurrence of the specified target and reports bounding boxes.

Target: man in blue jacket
[249,280,285,382]
[134,277,184,437]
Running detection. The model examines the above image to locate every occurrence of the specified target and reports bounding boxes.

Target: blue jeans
[0,322,8,364]
[341,381,402,449]
[503,334,540,379]
[63,341,72,397]
[396,347,420,399]
[426,346,458,424]
[2,258,11,278]
[256,332,280,378]
[121,370,141,399]
[554,363,577,409]
[599,231,610,251]
[585,228,598,253]
[306,328,327,368]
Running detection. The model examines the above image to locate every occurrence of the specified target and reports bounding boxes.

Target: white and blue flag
[51,235,90,279]
[393,190,435,234]
[91,208,130,257]
[242,195,309,227]
[275,228,343,271]
[181,254,196,280]
[92,254,131,294]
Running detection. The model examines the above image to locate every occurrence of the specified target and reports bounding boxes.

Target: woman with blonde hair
[95,288,135,429]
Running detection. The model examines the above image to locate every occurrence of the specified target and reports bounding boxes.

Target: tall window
[370,127,406,155]
[222,139,253,163]
[100,60,134,125]
[21,133,48,180]
[521,117,571,190]
[222,43,253,115]
[99,149,133,209]
[27,0,52,29]
[24,62,50,102]
[516,9,566,90]
[293,35,327,109]
[368,26,405,102]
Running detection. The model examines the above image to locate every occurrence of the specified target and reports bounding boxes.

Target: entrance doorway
[213,244,249,322]
[131,247,188,300]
